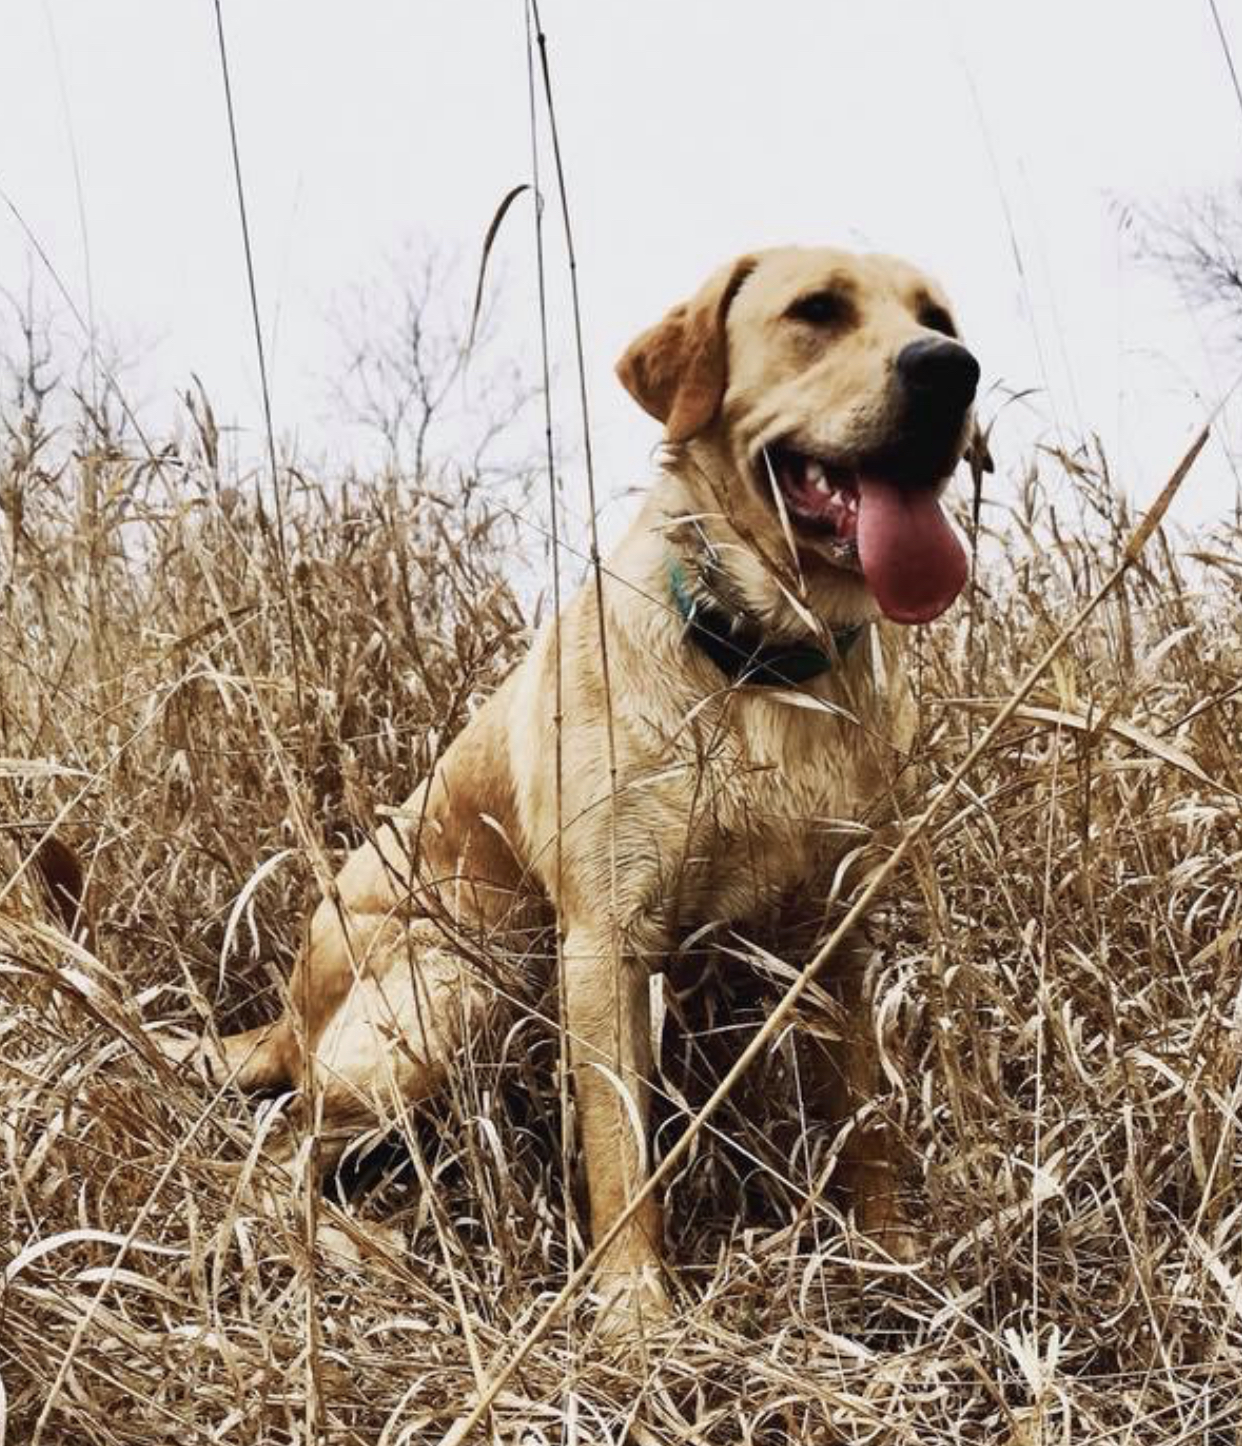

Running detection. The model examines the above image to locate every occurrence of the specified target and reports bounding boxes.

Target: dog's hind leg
[302,916,498,1169]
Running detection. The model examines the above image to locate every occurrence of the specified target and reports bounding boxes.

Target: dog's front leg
[562,922,669,1331]
[800,927,921,1263]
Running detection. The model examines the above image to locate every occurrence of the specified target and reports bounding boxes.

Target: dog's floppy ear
[616,255,757,443]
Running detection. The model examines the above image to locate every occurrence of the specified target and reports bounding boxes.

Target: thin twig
[524,0,577,1400]
[528,1,626,1084]
[209,6,322,1437]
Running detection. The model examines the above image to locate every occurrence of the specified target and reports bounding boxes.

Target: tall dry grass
[1,362,1241,1444]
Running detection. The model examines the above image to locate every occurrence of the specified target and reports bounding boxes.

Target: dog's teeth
[805,459,826,485]
[815,477,831,495]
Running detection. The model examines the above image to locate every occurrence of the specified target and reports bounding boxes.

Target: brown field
[2,373,1241,1443]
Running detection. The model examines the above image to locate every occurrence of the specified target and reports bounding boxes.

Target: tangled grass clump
[1,376,1241,1444]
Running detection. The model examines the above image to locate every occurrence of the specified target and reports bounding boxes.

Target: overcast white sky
[3,1,1241,556]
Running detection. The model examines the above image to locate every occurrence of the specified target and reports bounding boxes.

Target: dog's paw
[151,1030,218,1081]
[852,1181,925,1265]
[862,1212,924,1266]
[591,1264,672,1341]
[315,1218,407,1268]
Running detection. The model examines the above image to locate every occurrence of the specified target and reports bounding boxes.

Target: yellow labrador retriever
[181,246,980,1324]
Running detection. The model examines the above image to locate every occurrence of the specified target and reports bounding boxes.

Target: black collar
[668,561,865,687]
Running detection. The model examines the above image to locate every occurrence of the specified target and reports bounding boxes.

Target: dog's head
[617,246,984,625]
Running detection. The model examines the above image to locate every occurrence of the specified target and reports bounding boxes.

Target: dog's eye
[787,290,852,328]
[918,304,958,337]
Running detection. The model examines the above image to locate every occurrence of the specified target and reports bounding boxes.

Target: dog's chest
[651,689,901,922]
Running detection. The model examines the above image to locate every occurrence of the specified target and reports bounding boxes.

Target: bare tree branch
[325,243,538,484]
[1134,184,1242,331]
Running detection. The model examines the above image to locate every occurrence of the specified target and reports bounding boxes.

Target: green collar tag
[668,561,864,687]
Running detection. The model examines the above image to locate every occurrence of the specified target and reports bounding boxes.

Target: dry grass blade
[955,700,1241,798]
[466,183,530,356]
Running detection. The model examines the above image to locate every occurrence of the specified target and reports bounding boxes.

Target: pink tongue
[856,476,968,624]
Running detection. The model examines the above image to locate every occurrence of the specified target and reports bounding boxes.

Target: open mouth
[759,441,969,625]
[765,446,861,551]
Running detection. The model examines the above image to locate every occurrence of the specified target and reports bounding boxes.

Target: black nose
[895,337,980,409]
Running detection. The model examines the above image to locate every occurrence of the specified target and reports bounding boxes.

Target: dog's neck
[666,550,865,686]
